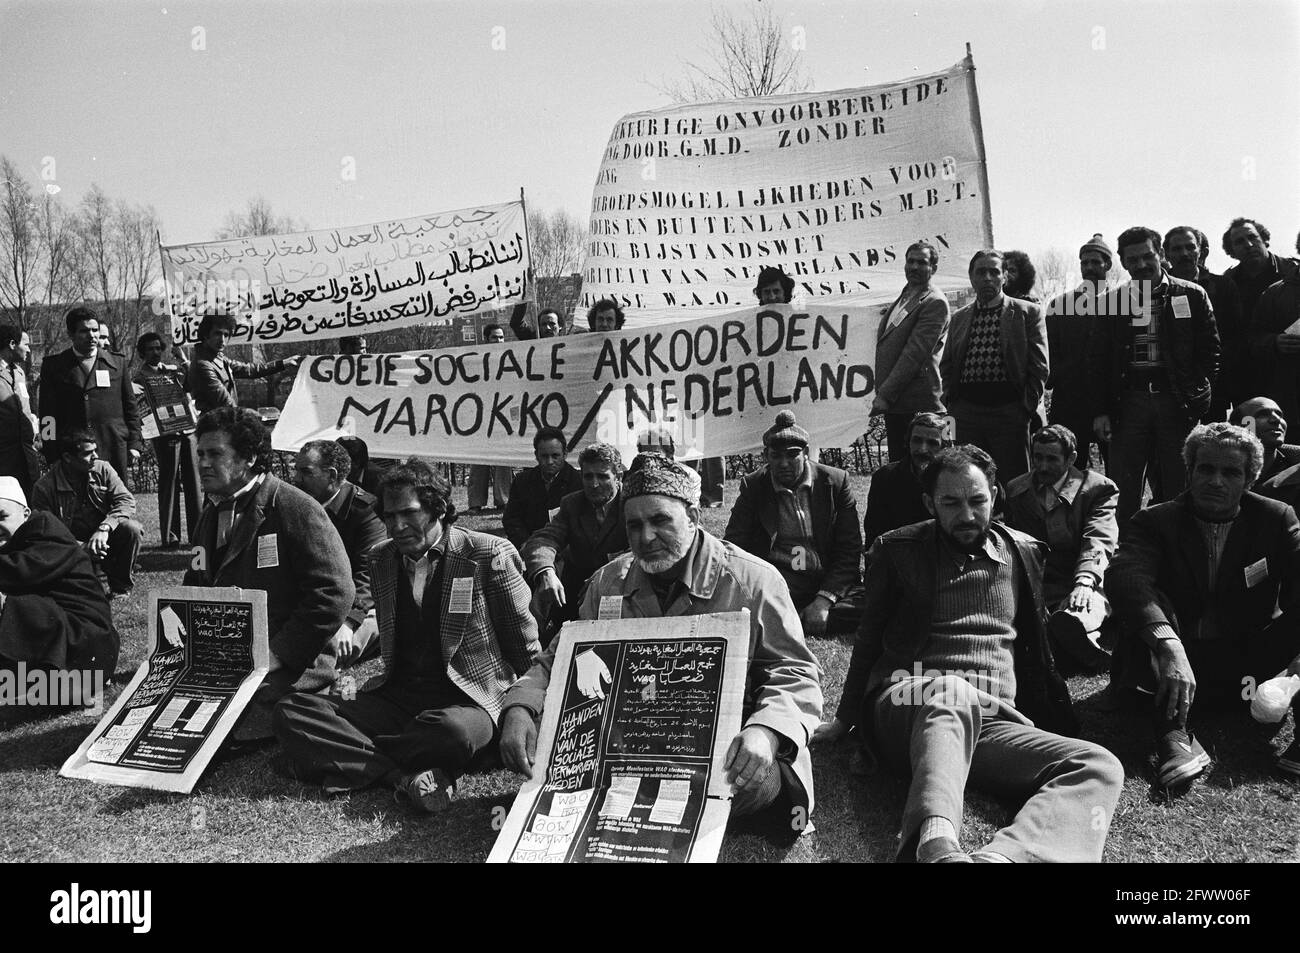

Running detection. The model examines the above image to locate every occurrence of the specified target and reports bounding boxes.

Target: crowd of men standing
[1,214,1298,862]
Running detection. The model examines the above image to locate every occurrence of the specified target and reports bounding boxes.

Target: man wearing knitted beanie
[501,451,824,827]
[724,410,862,636]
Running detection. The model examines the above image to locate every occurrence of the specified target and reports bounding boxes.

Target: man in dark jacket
[815,445,1122,863]
[184,407,353,740]
[0,477,119,711]
[293,440,388,667]
[1165,226,1245,420]
[38,306,142,482]
[724,410,861,636]
[185,313,298,414]
[523,441,628,643]
[501,426,582,550]
[863,411,951,553]
[1223,217,1300,329]
[1248,265,1300,426]
[1088,226,1220,526]
[1231,397,1300,483]
[1108,422,1300,785]
[1046,235,1114,468]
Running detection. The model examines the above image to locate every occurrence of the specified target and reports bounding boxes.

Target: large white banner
[582,56,992,326]
[161,201,529,345]
[271,304,879,464]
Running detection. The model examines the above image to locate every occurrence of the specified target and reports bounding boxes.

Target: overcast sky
[2,0,1296,274]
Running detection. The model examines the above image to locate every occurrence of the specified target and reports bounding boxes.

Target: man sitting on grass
[1108,422,1300,786]
[816,445,1123,862]
[274,459,539,812]
[0,477,118,715]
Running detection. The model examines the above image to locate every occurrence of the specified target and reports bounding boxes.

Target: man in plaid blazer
[274,457,539,812]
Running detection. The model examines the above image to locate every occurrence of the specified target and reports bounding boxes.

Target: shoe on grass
[394,768,455,814]
[1156,728,1211,788]
[1278,739,1300,778]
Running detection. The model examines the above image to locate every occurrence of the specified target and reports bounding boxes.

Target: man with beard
[523,442,629,644]
[724,411,861,637]
[1108,422,1300,785]
[502,426,583,550]
[500,451,824,823]
[941,250,1048,481]
[1046,235,1114,468]
[872,241,951,462]
[815,445,1122,862]
[1164,227,1245,421]
[1002,250,1041,304]
[863,412,952,554]
[1004,426,1119,668]
[1089,227,1219,526]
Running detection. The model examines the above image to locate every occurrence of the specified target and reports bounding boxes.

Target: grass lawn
[2,473,1297,863]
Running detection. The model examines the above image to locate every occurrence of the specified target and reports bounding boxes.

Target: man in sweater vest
[816,445,1123,862]
[274,458,539,812]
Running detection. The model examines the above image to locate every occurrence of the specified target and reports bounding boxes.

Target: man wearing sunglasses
[724,410,862,637]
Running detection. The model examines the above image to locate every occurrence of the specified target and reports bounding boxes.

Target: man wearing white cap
[0,476,118,709]
[501,451,824,824]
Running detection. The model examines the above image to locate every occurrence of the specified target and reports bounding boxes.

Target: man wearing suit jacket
[1088,227,1220,526]
[274,458,539,812]
[724,410,861,636]
[1004,425,1119,668]
[1108,423,1300,786]
[0,326,41,495]
[502,452,823,825]
[184,408,354,741]
[293,440,389,667]
[524,442,628,643]
[501,426,583,550]
[863,411,952,555]
[38,307,142,482]
[872,241,951,462]
[940,250,1048,482]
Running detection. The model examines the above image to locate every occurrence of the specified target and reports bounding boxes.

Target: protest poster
[581,54,993,326]
[271,302,878,464]
[488,611,750,864]
[160,200,530,345]
[133,376,196,442]
[60,587,269,794]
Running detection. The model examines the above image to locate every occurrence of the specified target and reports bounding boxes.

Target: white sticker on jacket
[598,596,623,620]
[256,534,279,568]
[449,576,474,613]
[1171,296,1192,320]
[1244,557,1269,589]
[94,369,110,389]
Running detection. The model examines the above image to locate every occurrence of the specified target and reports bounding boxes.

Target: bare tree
[528,208,587,280]
[1036,247,1073,303]
[77,184,121,329]
[0,156,43,329]
[656,4,811,103]
[215,196,305,239]
[114,200,161,353]
[37,191,83,307]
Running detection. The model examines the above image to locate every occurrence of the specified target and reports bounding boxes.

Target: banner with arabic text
[161,201,529,345]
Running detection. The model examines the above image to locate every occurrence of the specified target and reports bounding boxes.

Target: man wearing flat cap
[501,451,824,824]
[725,410,862,636]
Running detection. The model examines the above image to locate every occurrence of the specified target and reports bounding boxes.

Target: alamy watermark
[0,663,104,714]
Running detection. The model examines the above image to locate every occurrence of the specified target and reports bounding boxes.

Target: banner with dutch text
[270,303,879,464]
[581,56,992,327]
